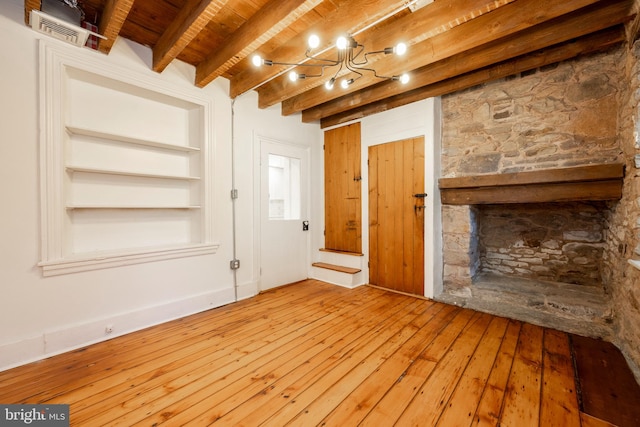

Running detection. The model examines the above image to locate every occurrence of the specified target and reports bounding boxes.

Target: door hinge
[230,259,240,270]
[231,189,238,199]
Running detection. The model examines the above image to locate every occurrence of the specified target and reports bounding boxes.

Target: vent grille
[30,10,90,47]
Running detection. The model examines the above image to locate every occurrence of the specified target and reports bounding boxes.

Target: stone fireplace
[436,49,628,338]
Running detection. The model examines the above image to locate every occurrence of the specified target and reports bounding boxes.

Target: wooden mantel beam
[98,0,135,54]
[438,164,625,205]
[195,0,322,88]
[153,0,228,73]
[302,0,633,122]
[283,0,606,118]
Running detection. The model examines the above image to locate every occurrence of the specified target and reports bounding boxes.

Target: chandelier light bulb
[399,73,410,84]
[252,54,262,67]
[308,34,320,49]
[341,78,354,89]
[336,36,348,50]
[289,71,298,82]
[325,78,335,90]
[395,42,407,56]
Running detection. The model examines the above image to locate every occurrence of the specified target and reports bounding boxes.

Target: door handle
[413,193,428,198]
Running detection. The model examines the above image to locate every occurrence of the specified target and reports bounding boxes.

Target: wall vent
[30,10,90,47]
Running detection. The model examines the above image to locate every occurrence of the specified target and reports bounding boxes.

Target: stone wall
[441,48,623,292]
[606,40,640,380]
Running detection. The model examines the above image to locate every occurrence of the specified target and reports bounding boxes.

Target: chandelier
[252,35,410,90]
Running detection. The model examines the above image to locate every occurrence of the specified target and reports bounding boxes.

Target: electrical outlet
[105,325,114,334]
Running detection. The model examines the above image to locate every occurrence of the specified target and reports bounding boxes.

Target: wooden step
[312,262,361,275]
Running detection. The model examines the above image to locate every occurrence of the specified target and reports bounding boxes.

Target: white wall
[0,0,322,370]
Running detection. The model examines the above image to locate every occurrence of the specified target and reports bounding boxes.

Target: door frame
[358,98,442,298]
[253,133,311,292]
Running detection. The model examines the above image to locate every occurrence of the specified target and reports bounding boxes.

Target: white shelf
[66,205,201,210]
[66,126,200,152]
[66,165,201,181]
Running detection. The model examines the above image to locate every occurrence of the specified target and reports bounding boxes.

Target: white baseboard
[0,287,236,372]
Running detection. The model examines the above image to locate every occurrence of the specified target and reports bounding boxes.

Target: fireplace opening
[470,202,608,288]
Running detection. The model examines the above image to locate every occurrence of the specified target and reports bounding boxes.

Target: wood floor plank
[317,303,453,426]
[395,312,494,426]
[72,285,384,425]
[0,280,633,427]
[539,329,581,427]
[289,302,444,426]
[472,319,522,427]
[435,316,510,427]
[226,301,454,427]
[359,307,475,426]
[130,290,417,425]
[254,298,428,426]
[499,322,545,427]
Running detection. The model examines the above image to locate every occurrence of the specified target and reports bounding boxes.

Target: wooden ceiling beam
[257,0,516,109]
[153,0,228,73]
[282,0,604,117]
[320,27,625,128]
[98,0,135,54]
[310,2,632,123]
[299,0,632,122]
[24,0,41,25]
[195,0,322,88]
[228,0,409,99]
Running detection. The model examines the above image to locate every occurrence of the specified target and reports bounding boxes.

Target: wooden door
[369,137,425,295]
[324,122,362,253]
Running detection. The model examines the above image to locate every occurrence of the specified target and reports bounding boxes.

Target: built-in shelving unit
[38,41,216,276]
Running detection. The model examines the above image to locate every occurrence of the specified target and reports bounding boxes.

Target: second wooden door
[369,137,425,295]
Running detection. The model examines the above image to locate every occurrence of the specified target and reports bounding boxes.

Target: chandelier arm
[346,62,398,80]
[304,50,342,66]
[329,61,345,81]
[344,61,364,81]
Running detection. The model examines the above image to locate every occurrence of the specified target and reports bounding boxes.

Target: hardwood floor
[0,280,628,426]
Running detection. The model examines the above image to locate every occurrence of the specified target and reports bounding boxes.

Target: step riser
[310,266,365,289]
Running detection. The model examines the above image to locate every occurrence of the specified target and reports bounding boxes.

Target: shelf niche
[38,40,216,276]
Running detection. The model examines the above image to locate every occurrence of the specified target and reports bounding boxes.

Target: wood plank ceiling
[24,0,640,128]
